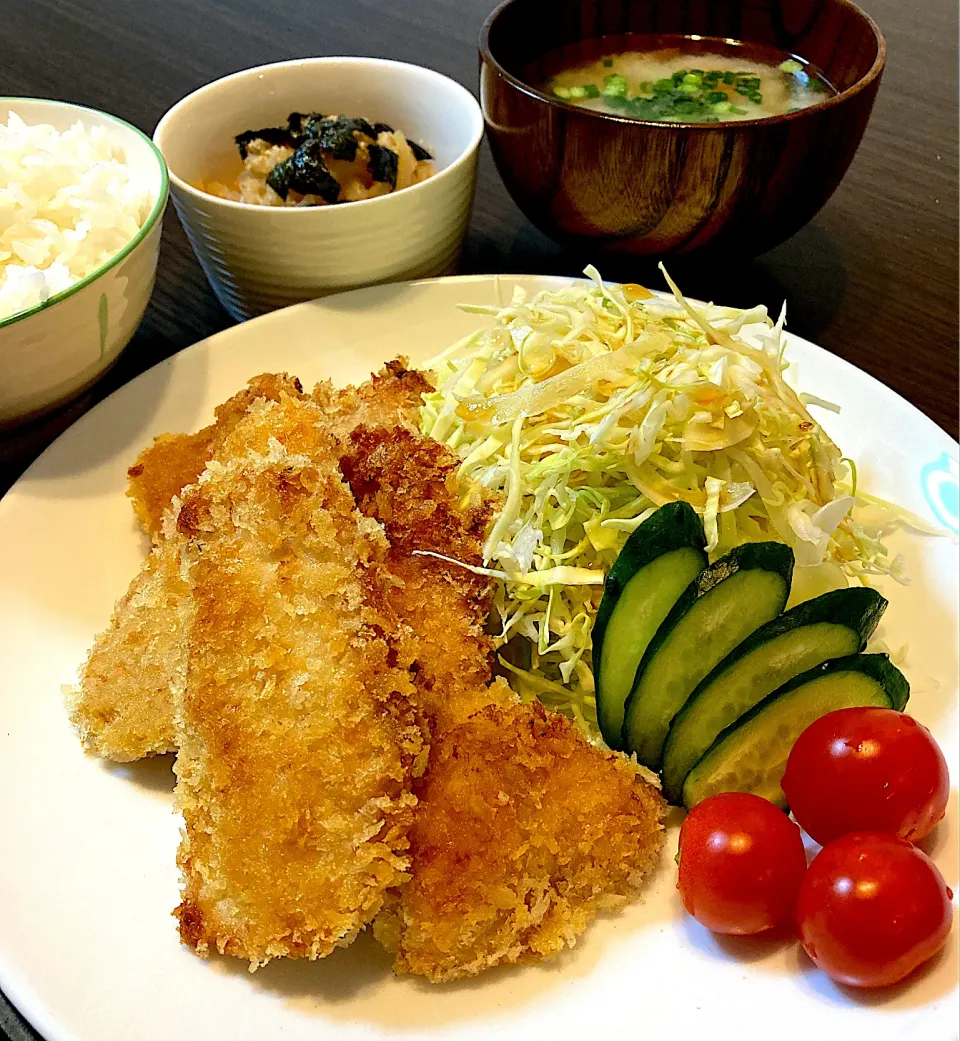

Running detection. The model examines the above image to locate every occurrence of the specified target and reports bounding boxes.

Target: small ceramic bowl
[154,57,484,322]
[0,99,167,427]
[480,0,885,259]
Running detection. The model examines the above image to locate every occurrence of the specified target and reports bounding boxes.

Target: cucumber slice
[622,542,794,768]
[660,586,887,804]
[593,502,707,749]
[682,654,910,809]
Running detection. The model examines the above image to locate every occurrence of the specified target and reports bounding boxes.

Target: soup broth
[535,37,836,123]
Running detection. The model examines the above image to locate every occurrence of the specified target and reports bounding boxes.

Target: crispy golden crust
[374,701,666,982]
[65,535,189,760]
[72,364,424,765]
[172,395,424,967]
[126,373,305,539]
[339,424,509,733]
[313,357,432,442]
[339,423,665,983]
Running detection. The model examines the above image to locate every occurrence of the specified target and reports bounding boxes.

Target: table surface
[0,0,957,1036]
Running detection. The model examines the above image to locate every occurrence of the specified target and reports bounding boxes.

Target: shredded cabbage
[419,268,928,738]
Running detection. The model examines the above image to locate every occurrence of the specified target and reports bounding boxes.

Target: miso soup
[534,36,836,123]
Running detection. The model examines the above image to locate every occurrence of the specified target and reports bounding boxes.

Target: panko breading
[173,395,425,966]
[70,362,429,765]
[312,357,432,442]
[374,700,666,982]
[339,425,665,981]
[68,374,304,763]
[126,372,305,539]
[65,535,189,760]
[340,424,512,732]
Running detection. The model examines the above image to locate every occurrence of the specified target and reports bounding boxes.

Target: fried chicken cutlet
[126,359,430,540]
[340,424,513,732]
[69,361,431,763]
[126,372,306,540]
[374,701,666,982]
[64,536,189,759]
[338,426,665,982]
[67,375,307,760]
[173,394,425,966]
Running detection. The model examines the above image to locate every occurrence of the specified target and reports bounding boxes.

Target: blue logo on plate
[921,453,959,534]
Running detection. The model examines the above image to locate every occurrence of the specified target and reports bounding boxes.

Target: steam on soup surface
[538,39,835,123]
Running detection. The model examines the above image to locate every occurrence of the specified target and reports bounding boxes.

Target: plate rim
[0,273,957,1041]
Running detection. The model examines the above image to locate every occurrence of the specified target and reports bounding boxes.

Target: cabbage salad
[419,268,911,737]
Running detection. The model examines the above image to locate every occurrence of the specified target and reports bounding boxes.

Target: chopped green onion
[678,81,699,94]
[602,57,614,67]
[722,71,735,85]
[601,73,628,97]
[682,72,702,85]
[707,91,727,104]
[568,85,589,99]
[653,78,673,93]
[552,86,573,99]
[779,59,803,74]
[710,101,732,114]
[728,104,747,114]
[583,83,601,98]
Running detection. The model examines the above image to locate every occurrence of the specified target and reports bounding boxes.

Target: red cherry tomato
[796,831,954,988]
[677,791,807,935]
[782,707,950,846]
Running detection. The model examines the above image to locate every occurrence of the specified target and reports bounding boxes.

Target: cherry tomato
[677,791,807,935]
[796,831,954,988]
[782,707,950,846]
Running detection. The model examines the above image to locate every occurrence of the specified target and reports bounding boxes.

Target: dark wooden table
[0,0,956,1036]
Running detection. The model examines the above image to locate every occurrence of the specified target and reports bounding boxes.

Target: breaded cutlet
[312,357,433,443]
[173,394,425,967]
[338,424,665,982]
[65,535,189,760]
[374,700,666,982]
[69,374,305,762]
[339,424,514,733]
[126,359,430,543]
[126,372,305,540]
[69,362,432,764]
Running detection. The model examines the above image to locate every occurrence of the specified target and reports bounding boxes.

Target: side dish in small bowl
[205,112,436,206]
[155,57,484,321]
[480,0,885,258]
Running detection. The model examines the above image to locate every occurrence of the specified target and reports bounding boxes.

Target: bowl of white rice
[0,98,168,426]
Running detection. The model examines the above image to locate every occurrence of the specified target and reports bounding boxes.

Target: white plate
[0,275,957,1041]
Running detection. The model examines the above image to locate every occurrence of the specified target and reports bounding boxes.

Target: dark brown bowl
[479,0,885,258]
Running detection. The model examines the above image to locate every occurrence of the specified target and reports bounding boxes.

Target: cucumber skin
[592,502,707,749]
[751,652,910,711]
[681,652,911,809]
[620,541,794,751]
[660,586,888,803]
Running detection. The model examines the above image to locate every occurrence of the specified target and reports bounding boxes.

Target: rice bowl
[0,98,167,425]
[0,111,156,323]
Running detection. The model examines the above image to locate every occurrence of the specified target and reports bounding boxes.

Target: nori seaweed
[367,144,399,187]
[287,111,324,140]
[408,138,432,161]
[234,126,295,159]
[267,139,341,203]
[371,121,394,136]
[313,115,377,160]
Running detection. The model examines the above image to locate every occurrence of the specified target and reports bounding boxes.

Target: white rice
[0,111,153,322]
